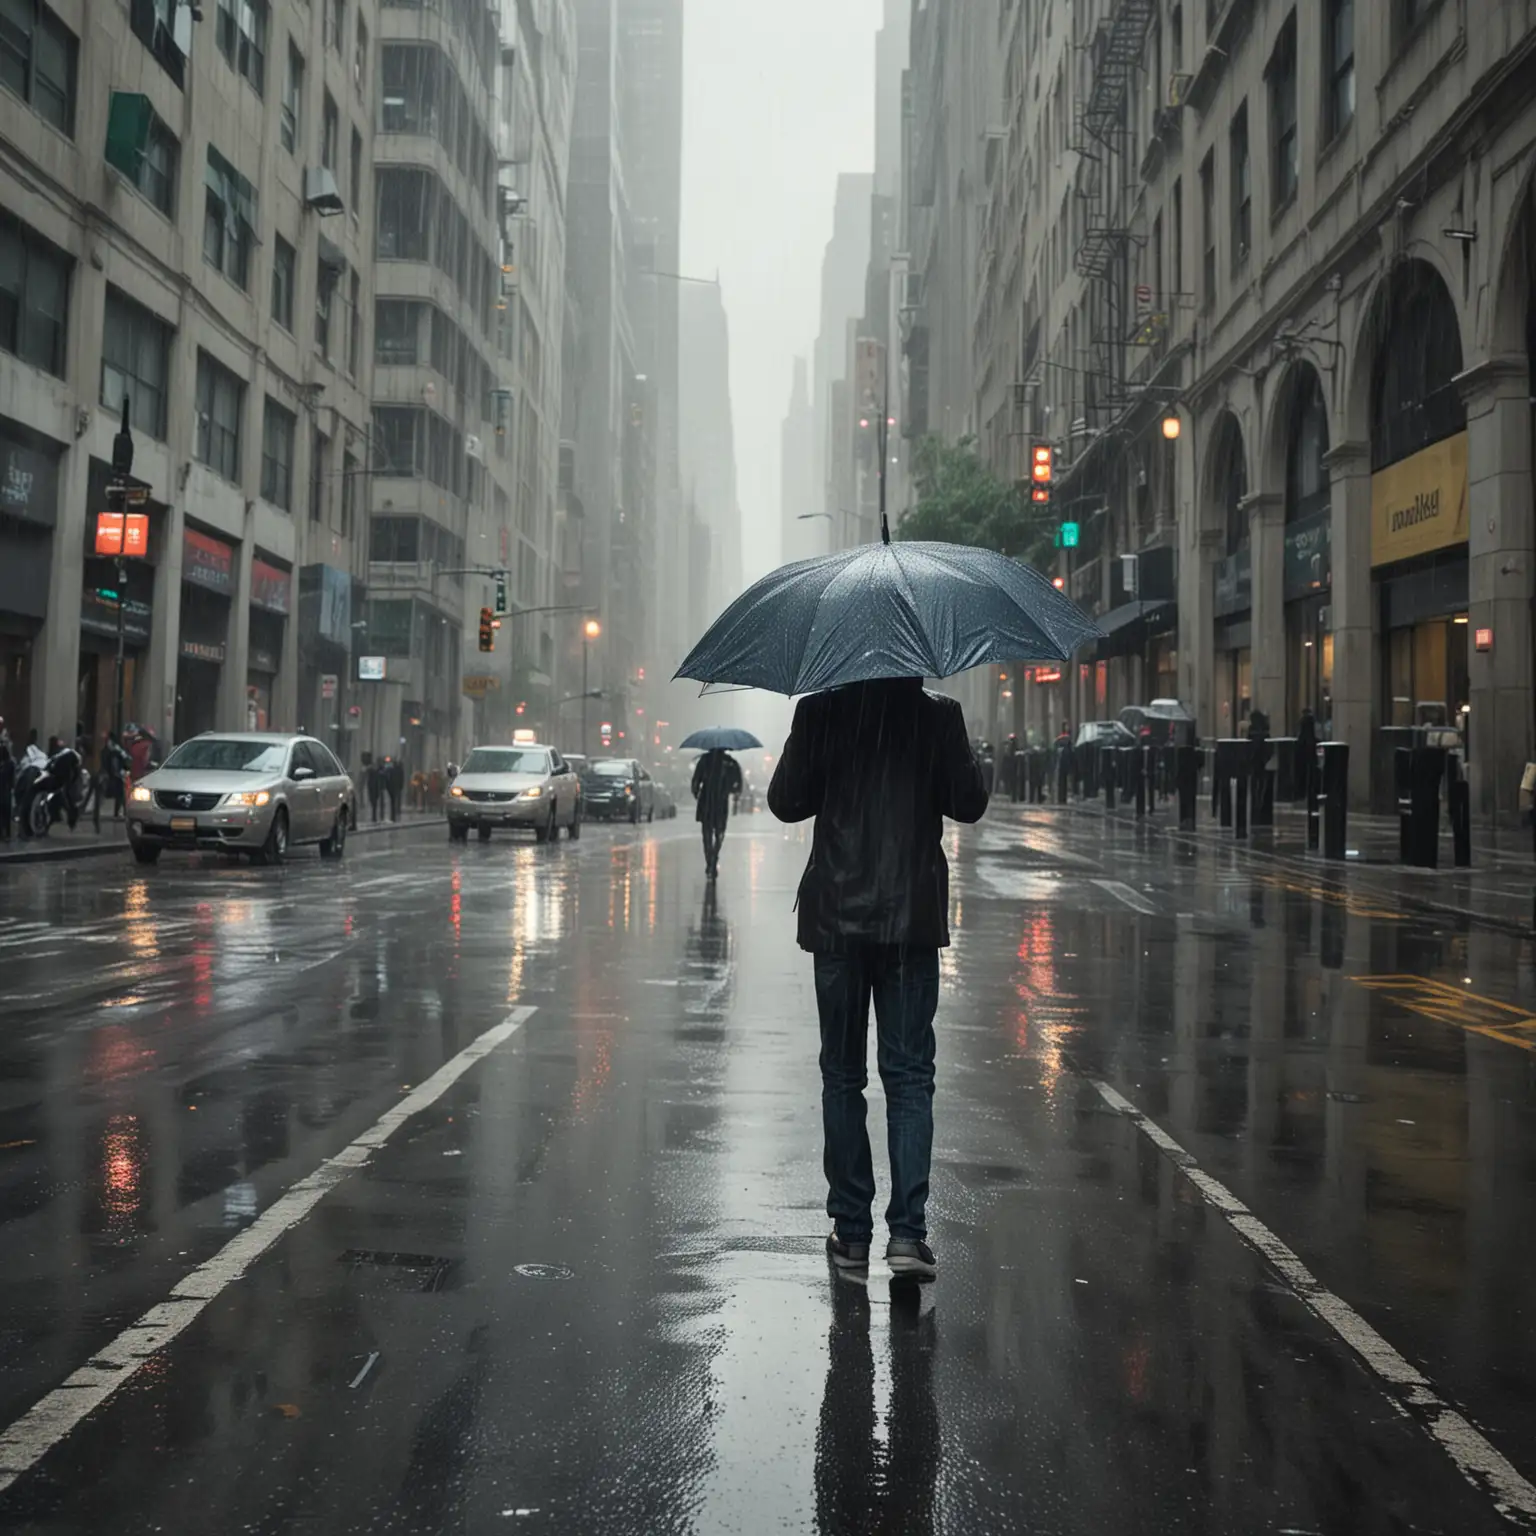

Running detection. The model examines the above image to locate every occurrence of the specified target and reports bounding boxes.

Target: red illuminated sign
[95,511,149,556]
[1475,627,1493,652]
[1033,667,1063,684]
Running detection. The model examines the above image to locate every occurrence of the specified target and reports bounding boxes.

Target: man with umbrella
[681,727,758,880]
[675,513,1099,1279]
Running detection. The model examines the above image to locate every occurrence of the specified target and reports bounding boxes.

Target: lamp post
[582,618,601,756]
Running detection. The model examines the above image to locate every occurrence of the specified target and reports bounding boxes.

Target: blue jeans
[814,945,939,1243]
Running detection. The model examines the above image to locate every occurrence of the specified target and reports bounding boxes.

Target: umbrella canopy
[675,540,1101,696]
[678,727,763,751]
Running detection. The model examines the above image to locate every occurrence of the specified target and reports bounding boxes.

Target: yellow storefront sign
[1370,430,1469,567]
[462,675,500,699]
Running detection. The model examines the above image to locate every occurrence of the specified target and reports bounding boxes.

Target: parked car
[447,743,581,843]
[126,733,353,866]
[581,758,655,823]
[1119,699,1197,747]
[563,752,590,780]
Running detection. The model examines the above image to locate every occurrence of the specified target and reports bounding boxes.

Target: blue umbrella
[679,727,763,751]
[675,541,1101,696]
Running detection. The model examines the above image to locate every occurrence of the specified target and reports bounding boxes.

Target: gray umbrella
[675,541,1101,696]
[679,727,763,751]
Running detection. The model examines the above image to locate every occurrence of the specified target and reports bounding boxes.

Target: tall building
[779,356,815,565]
[492,0,579,741]
[0,0,376,759]
[619,0,685,725]
[912,0,1536,810]
[365,0,506,773]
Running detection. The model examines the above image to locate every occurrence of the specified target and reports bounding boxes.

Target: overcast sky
[679,0,885,585]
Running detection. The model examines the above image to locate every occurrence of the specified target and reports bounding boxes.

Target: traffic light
[1059,521,1079,548]
[1030,442,1052,505]
[478,606,495,652]
[494,574,507,615]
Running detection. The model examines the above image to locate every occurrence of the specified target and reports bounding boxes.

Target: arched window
[1211,414,1248,555]
[1370,262,1465,472]
[1284,367,1330,523]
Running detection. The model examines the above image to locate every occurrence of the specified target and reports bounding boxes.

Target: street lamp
[583,619,602,757]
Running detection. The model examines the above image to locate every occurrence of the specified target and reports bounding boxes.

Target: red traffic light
[478,606,495,652]
[1031,443,1053,484]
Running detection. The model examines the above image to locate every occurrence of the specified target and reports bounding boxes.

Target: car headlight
[450,784,465,798]
[225,790,272,807]
[519,785,544,799]
[130,785,152,803]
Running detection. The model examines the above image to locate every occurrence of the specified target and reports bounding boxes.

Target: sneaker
[827,1231,870,1270]
[886,1238,937,1278]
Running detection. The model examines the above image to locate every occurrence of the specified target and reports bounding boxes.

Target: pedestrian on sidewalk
[0,718,13,842]
[94,731,130,832]
[384,756,402,822]
[768,677,987,1279]
[364,756,383,823]
[691,748,742,879]
[1294,707,1318,803]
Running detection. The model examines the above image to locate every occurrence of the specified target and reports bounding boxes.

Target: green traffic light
[1060,522,1080,548]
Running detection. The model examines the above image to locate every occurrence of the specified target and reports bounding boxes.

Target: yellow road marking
[1351,973,1536,1051]
[1256,872,1403,921]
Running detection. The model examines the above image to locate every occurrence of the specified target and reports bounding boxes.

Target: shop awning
[1095,598,1176,650]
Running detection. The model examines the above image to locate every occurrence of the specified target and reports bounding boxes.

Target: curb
[0,815,442,869]
[1018,800,1536,940]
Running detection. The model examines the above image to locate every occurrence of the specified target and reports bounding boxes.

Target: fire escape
[1072,0,1153,427]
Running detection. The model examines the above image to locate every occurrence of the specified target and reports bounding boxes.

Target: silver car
[447,743,581,843]
[126,732,354,866]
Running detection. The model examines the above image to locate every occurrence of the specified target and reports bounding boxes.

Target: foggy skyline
[679,0,885,594]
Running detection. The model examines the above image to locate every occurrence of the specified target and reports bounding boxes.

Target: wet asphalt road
[2,806,1536,1533]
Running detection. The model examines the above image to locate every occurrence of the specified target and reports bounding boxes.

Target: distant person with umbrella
[681,727,759,880]
[679,515,1099,1278]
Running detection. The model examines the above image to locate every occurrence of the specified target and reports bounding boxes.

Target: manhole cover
[514,1263,573,1281]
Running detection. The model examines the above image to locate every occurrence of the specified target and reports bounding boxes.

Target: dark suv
[580,758,656,823]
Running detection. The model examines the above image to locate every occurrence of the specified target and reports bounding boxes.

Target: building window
[1268,14,1297,211]
[215,0,267,95]
[369,520,419,566]
[133,112,179,217]
[1284,367,1331,523]
[372,405,421,475]
[315,261,332,358]
[1199,151,1215,306]
[1370,263,1466,472]
[0,0,75,134]
[101,289,171,439]
[347,270,361,377]
[1396,0,1430,45]
[350,125,363,212]
[281,41,303,152]
[375,298,419,364]
[1171,177,1183,294]
[203,146,257,289]
[270,234,295,330]
[0,212,69,377]
[322,91,338,170]
[194,350,244,482]
[376,168,433,260]
[309,427,328,523]
[354,14,368,99]
[129,0,186,89]
[1325,0,1354,142]
[1229,103,1250,272]
[380,44,438,135]
[261,397,295,509]
[325,0,344,55]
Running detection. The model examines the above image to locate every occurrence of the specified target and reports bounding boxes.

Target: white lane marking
[348,1351,380,1390]
[1091,879,1160,916]
[1094,1079,1536,1526]
[0,1005,536,1491]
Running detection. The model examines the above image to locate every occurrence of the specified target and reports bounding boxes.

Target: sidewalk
[0,807,442,866]
[994,792,1536,936]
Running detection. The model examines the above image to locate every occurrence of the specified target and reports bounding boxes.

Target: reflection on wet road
[2,805,1536,1531]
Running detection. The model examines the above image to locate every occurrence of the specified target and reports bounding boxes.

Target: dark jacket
[767,678,987,951]
[692,750,742,824]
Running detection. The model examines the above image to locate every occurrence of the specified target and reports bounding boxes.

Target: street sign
[358,656,386,681]
[462,675,500,698]
[95,512,123,556]
[320,674,338,700]
[1060,521,1079,548]
[1475,627,1493,652]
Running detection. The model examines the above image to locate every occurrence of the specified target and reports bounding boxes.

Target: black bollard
[1306,745,1322,851]
[1320,742,1349,861]
[1177,745,1198,830]
[1448,754,1471,867]
[1235,764,1249,839]
[1395,747,1413,865]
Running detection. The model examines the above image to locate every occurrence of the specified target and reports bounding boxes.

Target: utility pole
[109,398,134,741]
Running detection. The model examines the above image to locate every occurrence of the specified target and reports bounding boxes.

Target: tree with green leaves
[894,434,1057,569]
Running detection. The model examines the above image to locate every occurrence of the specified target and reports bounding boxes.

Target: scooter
[18,745,85,838]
